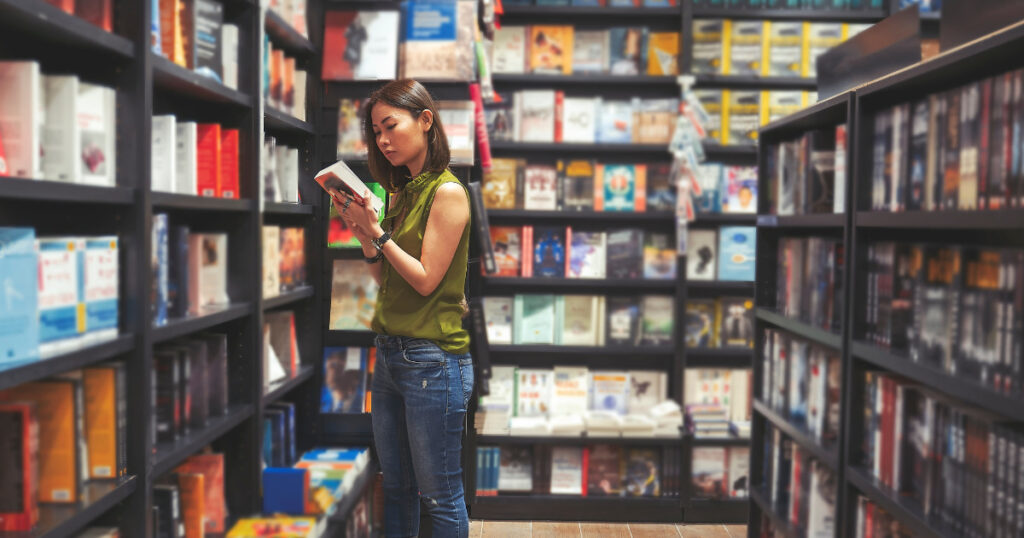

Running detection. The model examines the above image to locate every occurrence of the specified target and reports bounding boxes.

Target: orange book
[528,26,573,75]
[177,454,226,533]
[593,164,605,211]
[76,0,114,33]
[283,57,295,115]
[218,129,239,199]
[178,472,206,538]
[45,0,74,13]
[270,48,284,110]
[0,403,39,531]
[195,123,222,198]
[180,0,194,68]
[83,367,118,479]
[0,381,80,503]
[364,349,376,413]
[633,164,648,212]
[159,0,186,65]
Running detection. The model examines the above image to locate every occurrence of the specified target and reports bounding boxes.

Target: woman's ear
[418,109,433,132]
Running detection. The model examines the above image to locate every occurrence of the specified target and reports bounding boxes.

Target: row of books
[0,364,127,532]
[764,124,847,216]
[43,0,112,31]
[264,40,308,121]
[319,347,375,415]
[852,497,913,538]
[694,0,884,9]
[268,0,308,36]
[491,26,679,76]
[860,371,1023,537]
[322,1,476,83]
[862,242,1023,398]
[263,136,301,204]
[337,98,477,166]
[475,444,680,498]
[697,164,760,214]
[152,0,239,89]
[692,19,871,79]
[761,329,841,446]
[685,297,755,349]
[0,62,116,185]
[153,334,230,445]
[261,226,307,299]
[868,68,1024,214]
[688,226,758,282]
[263,310,304,393]
[761,423,838,536]
[684,368,753,433]
[489,226,675,280]
[153,453,228,536]
[696,89,818,147]
[483,294,673,347]
[501,0,679,6]
[151,215,229,326]
[263,401,298,469]
[260,447,373,519]
[1,230,119,364]
[486,93,677,145]
[151,117,240,199]
[328,260,376,331]
[692,446,750,500]
[776,236,845,332]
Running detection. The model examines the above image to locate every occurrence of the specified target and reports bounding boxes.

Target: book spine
[554,90,564,143]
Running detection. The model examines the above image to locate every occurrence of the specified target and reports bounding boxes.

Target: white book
[353,11,400,80]
[561,295,600,346]
[619,414,656,437]
[151,115,177,193]
[492,26,526,74]
[509,416,550,436]
[479,365,516,411]
[649,400,683,428]
[687,230,717,281]
[551,366,590,418]
[42,75,79,183]
[293,70,306,121]
[548,414,585,437]
[275,145,299,203]
[37,237,85,355]
[264,136,280,203]
[314,159,385,214]
[83,236,119,343]
[175,122,198,195]
[584,409,622,434]
[726,447,750,498]
[806,461,835,537]
[549,446,584,495]
[76,83,116,186]
[483,296,513,345]
[515,368,552,418]
[262,226,281,299]
[438,100,475,166]
[729,368,751,425]
[627,370,666,416]
[561,97,598,144]
[188,233,229,314]
[572,30,609,74]
[590,371,629,415]
[221,24,239,90]
[517,90,556,143]
[0,61,43,178]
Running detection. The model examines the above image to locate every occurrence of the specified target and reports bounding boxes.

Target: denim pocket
[402,345,446,367]
[459,358,473,407]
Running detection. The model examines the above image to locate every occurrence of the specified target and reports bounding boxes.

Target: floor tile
[481,520,532,538]
[678,524,732,538]
[469,520,484,537]
[724,525,747,538]
[629,523,681,537]
[580,522,632,538]
[533,521,582,538]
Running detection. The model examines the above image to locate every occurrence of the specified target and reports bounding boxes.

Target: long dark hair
[362,79,450,193]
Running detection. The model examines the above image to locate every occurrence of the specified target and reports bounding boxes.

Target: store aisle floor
[469,521,746,537]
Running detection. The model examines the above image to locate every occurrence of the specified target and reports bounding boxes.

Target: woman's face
[371,102,430,170]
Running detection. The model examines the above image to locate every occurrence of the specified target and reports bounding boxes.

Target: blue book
[717,226,756,281]
[262,468,308,515]
[642,0,675,6]
[320,347,367,414]
[265,408,287,467]
[302,447,368,463]
[37,237,84,353]
[571,0,604,5]
[267,402,297,465]
[532,227,566,278]
[536,0,570,4]
[263,418,274,466]
[696,164,723,214]
[84,236,119,341]
[152,214,168,326]
[0,228,39,365]
[608,0,638,5]
[601,164,638,211]
[597,101,634,144]
[608,28,647,76]
[404,0,457,42]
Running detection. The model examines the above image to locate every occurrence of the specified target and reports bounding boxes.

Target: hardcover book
[515,368,552,417]
[640,295,674,346]
[322,11,400,80]
[596,100,634,144]
[561,98,599,144]
[587,444,622,496]
[692,447,726,498]
[485,102,516,142]
[517,90,556,143]
[262,226,281,298]
[561,295,602,346]
[490,226,523,277]
[605,296,640,346]
[646,163,676,212]
[727,20,762,76]
[0,403,38,530]
[624,448,661,497]
[523,164,558,211]
[692,19,725,75]
[609,27,648,76]
[726,90,760,146]
[320,347,367,414]
[573,30,610,74]
[176,121,198,195]
[722,166,758,213]
[551,366,590,418]
[438,100,475,166]
[643,232,676,279]
[37,237,84,352]
[606,229,644,279]
[492,26,527,74]
[687,229,718,281]
[0,61,42,179]
[590,371,629,414]
[83,236,118,341]
[549,446,584,495]
[696,163,723,213]
[187,233,229,314]
[190,0,223,82]
[717,226,756,281]
[279,227,306,291]
[482,158,521,209]
[694,90,724,143]
[336,99,367,159]
[483,296,514,345]
[597,164,646,211]
[400,0,475,81]
[685,300,715,348]
[76,83,116,187]
[329,260,378,330]
[514,294,556,345]
[647,32,679,76]
[567,230,606,279]
[529,26,573,75]
[42,75,78,183]
[0,228,38,365]
[532,226,566,278]
[717,297,754,348]
[498,446,533,492]
[559,159,596,210]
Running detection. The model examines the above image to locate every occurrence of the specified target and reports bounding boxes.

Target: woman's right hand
[330,189,374,244]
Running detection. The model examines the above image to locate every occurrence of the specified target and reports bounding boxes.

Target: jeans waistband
[374,334,438,351]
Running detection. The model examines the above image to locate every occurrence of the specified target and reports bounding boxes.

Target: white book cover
[37,237,84,354]
[627,370,666,416]
[0,61,43,178]
[561,295,600,346]
[590,371,629,415]
[355,11,400,80]
[729,368,751,425]
[221,24,239,90]
[189,233,229,314]
[480,365,516,411]
[726,447,750,498]
[483,296,513,345]
[508,416,551,436]
[548,414,585,437]
[517,90,556,143]
[549,446,584,495]
[293,70,307,121]
[551,366,589,418]
[561,97,598,144]
[515,368,552,418]
[806,460,836,537]
[262,226,281,299]
[83,236,119,342]
[314,158,385,214]
[42,75,79,183]
[806,349,826,440]
[523,165,558,210]
[492,26,526,74]
[175,122,198,195]
[438,100,475,166]
[687,229,718,281]
[151,115,177,193]
[498,446,534,492]
[572,30,609,74]
[76,83,116,186]
[276,146,299,203]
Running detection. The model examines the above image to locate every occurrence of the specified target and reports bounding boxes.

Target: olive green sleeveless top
[371,169,471,354]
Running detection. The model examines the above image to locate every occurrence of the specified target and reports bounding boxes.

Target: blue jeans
[372,335,474,538]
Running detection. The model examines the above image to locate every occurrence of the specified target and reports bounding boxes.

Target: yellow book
[482,158,520,209]
[159,0,182,64]
[764,21,805,78]
[227,517,318,538]
[763,91,808,126]
[805,23,845,78]
[691,19,725,75]
[529,26,573,75]
[83,366,118,479]
[727,21,763,77]
[646,32,679,76]
[726,90,761,147]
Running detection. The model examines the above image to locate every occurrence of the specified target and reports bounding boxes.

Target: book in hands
[314,160,385,215]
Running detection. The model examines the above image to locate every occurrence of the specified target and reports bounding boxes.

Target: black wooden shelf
[264,202,315,215]
[500,5,680,17]
[265,107,315,135]
[851,341,1024,423]
[702,143,758,161]
[0,334,134,392]
[470,495,682,522]
[487,209,674,224]
[683,498,749,524]
[687,434,751,447]
[321,413,374,441]
[327,460,379,527]
[0,180,134,205]
[686,280,755,295]
[755,308,842,350]
[325,330,377,348]
[481,276,676,292]
[693,6,887,21]
[490,141,671,156]
[749,487,800,538]
[856,209,1024,230]
[151,404,253,478]
[263,285,315,310]
[753,400,838,473]
[846,467,953,538]
[491,73,678,87]
[696,74,817,90]
[262,365,316,407]
[692,212,758,225]
[490,344,674,357]
[756,213,846,228]
[0,0,135,60]
[0,476,139,538]
[151,192,254,212]
[152,303,253,344]
[489,345,674,370]
[152,54,253,107]
[685,348,753,369]
[477,434,683,446]
[264,9,316,56]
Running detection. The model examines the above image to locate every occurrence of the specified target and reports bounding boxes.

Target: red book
[580,446,589,497]
[469,83,492,171]
[0,403,38,531]
[978,78,992,210]
[520,226,533,277]
[554,90,564,143]
[0,127,8,177]
[76,0,113,32]
[196,123,222,198]
[45,0,74,13]
[176,454,227,533]
[219,128,239,199]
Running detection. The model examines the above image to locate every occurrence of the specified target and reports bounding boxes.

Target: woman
[330,79,473,538]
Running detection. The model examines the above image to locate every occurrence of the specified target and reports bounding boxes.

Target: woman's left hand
[333,190,382,236]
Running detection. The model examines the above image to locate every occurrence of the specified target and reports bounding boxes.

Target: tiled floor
[468,521,747,537]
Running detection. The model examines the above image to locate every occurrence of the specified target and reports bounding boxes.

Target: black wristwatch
[371,230,392,251]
